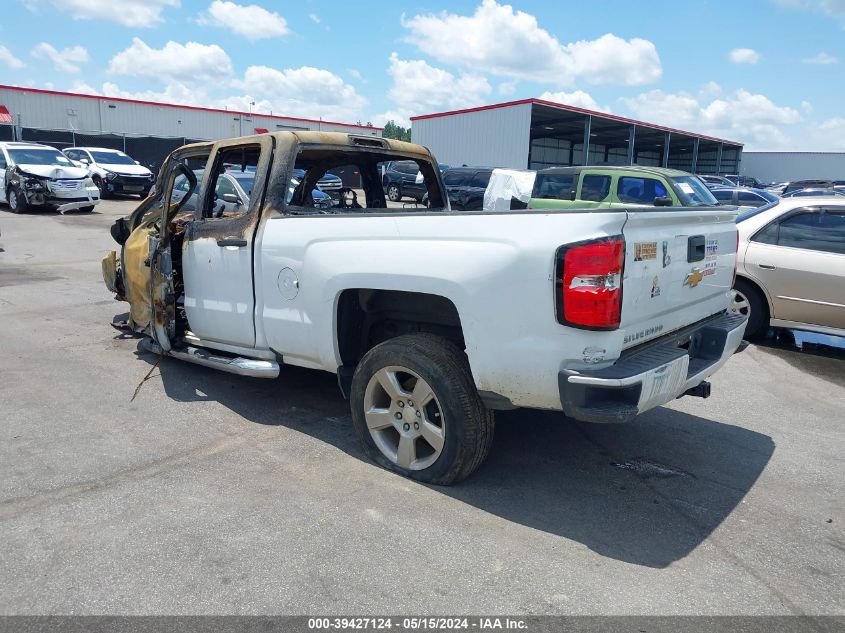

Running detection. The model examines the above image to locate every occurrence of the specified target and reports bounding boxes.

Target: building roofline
[743,150,845,155]
[0,84,383,132]
[410,98,743,147]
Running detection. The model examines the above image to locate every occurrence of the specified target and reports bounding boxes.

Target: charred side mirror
[654,196,673,207]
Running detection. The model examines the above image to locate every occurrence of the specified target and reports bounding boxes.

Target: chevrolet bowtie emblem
[684,268,704,288]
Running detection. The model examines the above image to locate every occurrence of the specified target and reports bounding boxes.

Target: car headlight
[105,171,116,181]
[85,177,95,187]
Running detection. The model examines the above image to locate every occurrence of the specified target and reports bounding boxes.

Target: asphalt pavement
[0,199,842,615]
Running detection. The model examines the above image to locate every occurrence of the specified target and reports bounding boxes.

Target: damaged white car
[0,142,100,213]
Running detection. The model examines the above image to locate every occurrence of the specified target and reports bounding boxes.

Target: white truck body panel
[253,208,739,410]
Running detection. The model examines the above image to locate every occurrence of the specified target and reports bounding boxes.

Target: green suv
[528,166,718,210]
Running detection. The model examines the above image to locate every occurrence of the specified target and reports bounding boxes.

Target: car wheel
[731,278,768,338]
[387,184,401,202]
[350,333,495,485]
[8,187,27,214]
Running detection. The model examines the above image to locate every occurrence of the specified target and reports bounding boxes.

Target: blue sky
[1,0,843,149]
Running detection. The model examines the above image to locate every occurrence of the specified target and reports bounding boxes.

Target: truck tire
[8,187,27,214]
[732,278,768,338]
[350,333,495,485]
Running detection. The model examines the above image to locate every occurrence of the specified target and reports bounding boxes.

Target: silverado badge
[684,268,704,288]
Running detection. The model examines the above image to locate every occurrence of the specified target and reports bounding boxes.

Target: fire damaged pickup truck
[103,131,747,484]
[1,142,100,213]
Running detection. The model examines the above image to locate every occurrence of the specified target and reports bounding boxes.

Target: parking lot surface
[0,200,842,615]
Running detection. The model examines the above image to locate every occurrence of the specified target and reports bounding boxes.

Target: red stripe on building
[0,105,13,123]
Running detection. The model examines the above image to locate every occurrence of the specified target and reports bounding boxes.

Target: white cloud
[729,48,760,64]
[401,0,661,86]
[108,38,233,85]
[802,52,838,64]
[42,0,180,27]
[199,1,289,41]
[0,44,25,70]
[31,43,89,73]
[309,13,320,23]
[100,81,201,105]
[374,53,492,127]
[620,86,802,148]
[498,81,517,96]
[801,117,845,150]
[67,80,99,95]
[539,90,610,113]
[233,65,367,121]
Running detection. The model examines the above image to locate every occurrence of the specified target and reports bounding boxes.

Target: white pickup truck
[103,132,747,484]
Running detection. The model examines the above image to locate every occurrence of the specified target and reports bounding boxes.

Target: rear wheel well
[735,274,771,315]
[336,289,464,369]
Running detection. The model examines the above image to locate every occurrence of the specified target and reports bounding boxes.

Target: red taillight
[555,237,625,330]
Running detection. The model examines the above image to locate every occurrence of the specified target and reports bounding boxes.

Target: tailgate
[620,208,738,348]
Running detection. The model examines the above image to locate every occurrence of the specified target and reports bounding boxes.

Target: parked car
[0,142,99,213]
[732,197,845,338]
[725,175,765,188]
[834,180,845,194]
[781,188,845,198]
[782,180,834,195]
[64,147,154,198]
[381,160,451,203]
[711,187,780,208]
[292,168,342,200]
[765,182,789,195]
[699,175,736,188]
[528,166,718,210]
[382,160,426,202]
[438,167,494,210]
[102,131,746,484]
[172,169,332,214]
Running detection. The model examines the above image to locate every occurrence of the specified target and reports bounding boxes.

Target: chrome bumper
[559,312,748,423]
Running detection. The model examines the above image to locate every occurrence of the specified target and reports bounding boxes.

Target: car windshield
[89,150,136,165]
[8,148,73,167]
[737,201,778,222]
[670,176,718,206]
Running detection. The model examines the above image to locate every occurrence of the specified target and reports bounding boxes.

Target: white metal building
[0,84,382,141]
[741,152,845,182]
[412,98,743,175]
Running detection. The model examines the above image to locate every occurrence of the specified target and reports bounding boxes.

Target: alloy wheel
[363,365,445,471]
[730,289,750,318]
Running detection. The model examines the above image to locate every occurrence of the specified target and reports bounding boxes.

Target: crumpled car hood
[99,163,152,177]
[17,164,89,180]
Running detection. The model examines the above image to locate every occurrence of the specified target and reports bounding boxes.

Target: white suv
[63,147,154,197]
[0,142,100,213]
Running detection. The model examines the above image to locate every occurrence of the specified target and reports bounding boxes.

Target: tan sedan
[731,197,845,337]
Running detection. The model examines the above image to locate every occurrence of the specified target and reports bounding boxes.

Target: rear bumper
[559,312,748,423]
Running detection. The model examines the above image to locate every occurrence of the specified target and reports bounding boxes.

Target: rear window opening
[287,148,446,213]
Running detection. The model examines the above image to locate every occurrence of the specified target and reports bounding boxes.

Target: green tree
[382,120,411,142]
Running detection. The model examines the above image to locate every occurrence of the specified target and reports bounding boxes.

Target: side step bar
[143,339,280,378]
